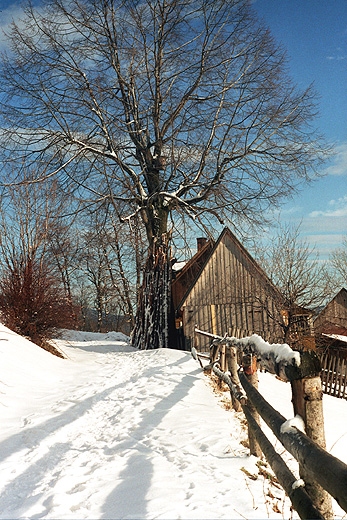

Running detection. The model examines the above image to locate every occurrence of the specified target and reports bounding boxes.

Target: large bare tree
[329,237,347,289]
[0,0,330,348]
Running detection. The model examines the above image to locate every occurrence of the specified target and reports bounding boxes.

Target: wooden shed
[314,288,347,333]
[314,288,347,357]
[171,227,285,351]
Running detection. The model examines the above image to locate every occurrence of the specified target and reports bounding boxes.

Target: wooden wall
[179,231,283,351]
[314,289,347,331]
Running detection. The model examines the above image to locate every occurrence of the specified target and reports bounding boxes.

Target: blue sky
[0,0,346,260]
[252,0,347,259]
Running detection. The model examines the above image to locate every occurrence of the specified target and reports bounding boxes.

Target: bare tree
[75,206,145,333]
[0,0,330,349]
[105,212,147,330]
[329,237,347,289]
[0,180,76,350]
[255,223,333,346]
[81,230,110,333]
[48,217,80,306]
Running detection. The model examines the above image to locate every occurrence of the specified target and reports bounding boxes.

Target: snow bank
[0,326,346,519]
[0,326,291,519]
[58,328,130,344]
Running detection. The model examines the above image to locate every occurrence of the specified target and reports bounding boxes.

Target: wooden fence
[319,351,347,400]
[192,328,347,520]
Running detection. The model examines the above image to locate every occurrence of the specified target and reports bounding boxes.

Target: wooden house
[171,227,286,351]
[314,288,347,357]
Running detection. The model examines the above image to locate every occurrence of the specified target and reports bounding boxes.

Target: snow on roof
[322,333,347,344]
[172,260,187,271]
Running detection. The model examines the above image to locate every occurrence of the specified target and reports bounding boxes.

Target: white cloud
[0,4,24,26]
[323,143,347,176]
[326,46,347,61]
[327,55,347,61]
[310,208,347,218]
[304,233,345,246]
[309,194,347,218]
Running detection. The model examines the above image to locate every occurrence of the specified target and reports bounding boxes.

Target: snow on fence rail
[192,327,347,520]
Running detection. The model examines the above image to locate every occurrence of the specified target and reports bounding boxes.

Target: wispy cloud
[0,2,42,53]
[323,143,347,176]
[326,47,347,61]
[309,194,347,218]
[327,55,346,61]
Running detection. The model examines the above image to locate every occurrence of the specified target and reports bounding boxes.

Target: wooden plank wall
[184,305,279,352]
[182,234,283,351]
[314,289,347,331]
[319,352,347,400]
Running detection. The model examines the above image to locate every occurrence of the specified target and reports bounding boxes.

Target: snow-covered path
[0,326,346,519]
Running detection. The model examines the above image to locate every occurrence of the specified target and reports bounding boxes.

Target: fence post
[287,350,334,519]
[227,347,242,412]
[242,352,262,457]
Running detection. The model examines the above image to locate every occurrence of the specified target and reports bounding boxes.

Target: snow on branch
[212,363,247,405]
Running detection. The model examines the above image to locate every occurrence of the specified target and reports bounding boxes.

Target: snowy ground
[0,324,346,519]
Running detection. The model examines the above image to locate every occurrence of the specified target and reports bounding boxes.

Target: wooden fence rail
[319,351,347,399]
[192,327,347,520]
[239,371,347,515]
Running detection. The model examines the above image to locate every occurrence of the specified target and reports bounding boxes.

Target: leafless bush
[0,255,76,353]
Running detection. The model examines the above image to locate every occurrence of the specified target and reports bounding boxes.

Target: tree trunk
[131,235,172,350]
[96,294,103,333]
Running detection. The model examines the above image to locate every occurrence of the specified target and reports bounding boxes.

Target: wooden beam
[239,371,347,514]
[242,406,324,520]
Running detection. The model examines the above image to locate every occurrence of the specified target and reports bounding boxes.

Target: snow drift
[0,324,346,519]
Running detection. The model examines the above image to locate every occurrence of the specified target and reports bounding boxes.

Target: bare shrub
[0,256,76,354]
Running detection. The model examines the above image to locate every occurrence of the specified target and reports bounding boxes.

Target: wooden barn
[171,227,286,351]
[314,288,347,357]
[314,288,347,333]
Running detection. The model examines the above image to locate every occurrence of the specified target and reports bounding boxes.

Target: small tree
[74,205,144,333]
[329,236,347,289]
[0,179,77,351]
[255,223,332,345]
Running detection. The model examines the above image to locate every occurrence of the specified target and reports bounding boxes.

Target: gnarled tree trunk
[131,235,172,350]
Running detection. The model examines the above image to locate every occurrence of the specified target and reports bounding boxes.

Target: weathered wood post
[227,346,242,412]
[216,342,226,389]
[210,341,219,365]
[242,352,262,457]
[287,349,334,519]
[220,343,226,372]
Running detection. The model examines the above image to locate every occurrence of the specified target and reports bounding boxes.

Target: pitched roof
[314,288,347,326]
[172,226,281,311]
[171,237,214,310]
